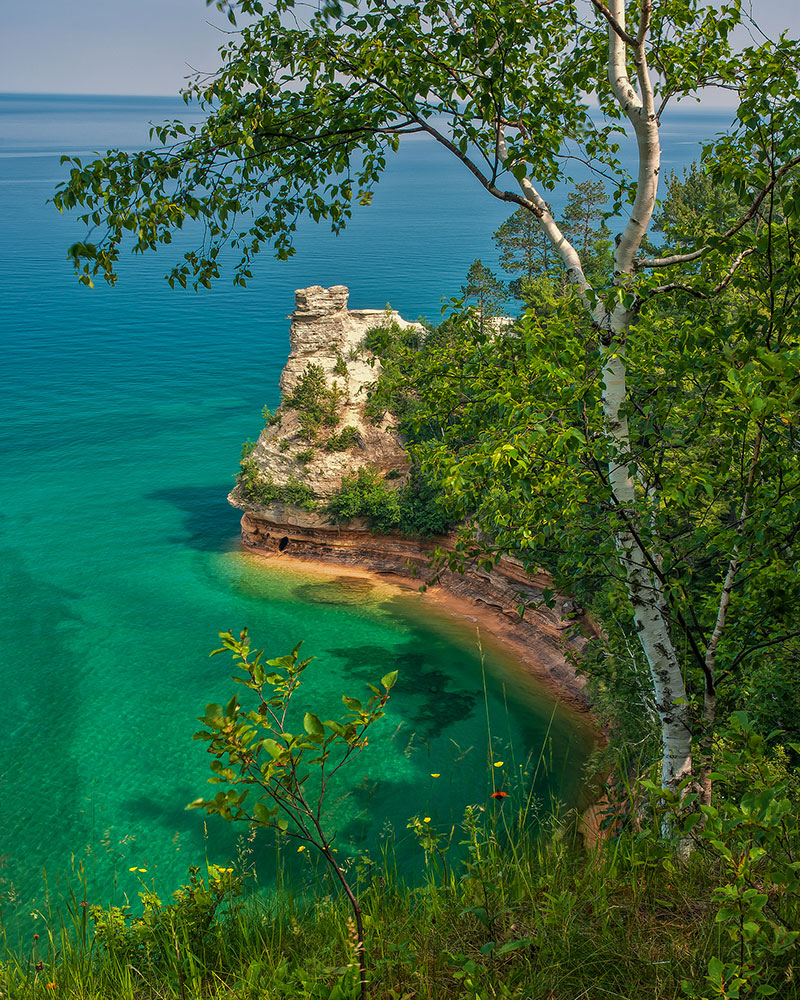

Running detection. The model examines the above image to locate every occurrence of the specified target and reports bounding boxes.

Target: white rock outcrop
[230,285,423,507]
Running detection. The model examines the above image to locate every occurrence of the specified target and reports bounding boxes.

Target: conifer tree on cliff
[54,0,800,800]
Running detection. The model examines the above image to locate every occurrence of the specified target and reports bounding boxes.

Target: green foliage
[328,466,452,536]
[90,865,244,971]
[362,318,422,360]
[237,457,281,506]
[8,721,799,999]
[190,629,396,838]
[295,447,315,464]
[260,404,280,425]
[189,629,398,998]
[333,350,349,377]
[493,206,563,289]
[328,467,402,532]
[640,714,800,1000]
[655,162,750,252]
[462,259,508,333]
[237,460,317,511]
[561,180,612,286]
[284,363,344,442]
[283,474,317,510]
[325,425,359,452]
[493,183,610,301]
[370,154,800,755]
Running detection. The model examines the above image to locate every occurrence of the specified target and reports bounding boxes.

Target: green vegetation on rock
[284,363,345,442]
[328,466,451,537]
[237,458,317,511]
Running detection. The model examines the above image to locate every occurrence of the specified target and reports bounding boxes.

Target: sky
[2,0,799,98]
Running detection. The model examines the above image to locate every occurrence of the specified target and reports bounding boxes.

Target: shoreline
[239,542,598,737]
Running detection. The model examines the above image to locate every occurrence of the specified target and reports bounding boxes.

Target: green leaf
[497,938,533,956]
[381,670,398,690]
[303,712,325,738]
[253,801,274,825]
[260,738,285,759]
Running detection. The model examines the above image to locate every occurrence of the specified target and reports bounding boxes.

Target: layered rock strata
[230,285,589,709]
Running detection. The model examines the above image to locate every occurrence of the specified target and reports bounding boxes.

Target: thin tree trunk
[503,0,694,793]
[699,426,762,805]
[324,848,368,1000]
[600,338,692,790]
[598,0,693,792]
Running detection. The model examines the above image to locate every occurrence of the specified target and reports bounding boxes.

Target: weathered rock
[230,285,420,505]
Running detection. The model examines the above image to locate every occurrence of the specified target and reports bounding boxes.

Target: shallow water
[0,93,729,931]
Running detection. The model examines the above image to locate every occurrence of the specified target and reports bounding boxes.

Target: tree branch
[639,153,800,268]
[639,247,757,304]
[589,0,637,46]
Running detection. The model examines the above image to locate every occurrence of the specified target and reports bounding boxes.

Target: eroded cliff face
[229,284,418,510]
[230,285,590,708]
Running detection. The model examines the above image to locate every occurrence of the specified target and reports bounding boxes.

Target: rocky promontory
[229,285,591,709]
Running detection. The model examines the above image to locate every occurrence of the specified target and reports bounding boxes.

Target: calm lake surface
[0,94,733,930]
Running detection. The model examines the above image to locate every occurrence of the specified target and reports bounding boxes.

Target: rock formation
[229,284,418,510]
[230,285,591,709]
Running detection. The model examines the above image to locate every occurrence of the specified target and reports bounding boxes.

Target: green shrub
[327,467,452,535]
[284,363,344,440]
[261,404,281,426]
[296,447,315,464]
[362,319,423,360]
[334,350,348,377]
[90,865,244,972]
[279,439,291,452]
[326,425,360,452]
[237,460,317,510]
[284,474,317,510]
[328,467,402,532]
[400,469,453,535]
[237,458,281,505]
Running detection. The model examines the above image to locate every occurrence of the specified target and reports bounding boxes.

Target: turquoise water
[0,94,730,930]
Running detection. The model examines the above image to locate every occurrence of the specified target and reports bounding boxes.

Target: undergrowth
[3,715,798,1000]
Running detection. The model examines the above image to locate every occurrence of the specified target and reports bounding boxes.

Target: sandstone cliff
[229,285,590,709]
[229,284,419,514]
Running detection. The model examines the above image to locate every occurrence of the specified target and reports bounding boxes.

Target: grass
[2,792,797,1000]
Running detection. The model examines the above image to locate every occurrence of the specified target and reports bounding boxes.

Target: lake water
[0,93,733,933]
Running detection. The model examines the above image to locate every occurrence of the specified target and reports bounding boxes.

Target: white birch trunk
[600,324,692,790]
[599,0,692,791]
[503,0,694,792]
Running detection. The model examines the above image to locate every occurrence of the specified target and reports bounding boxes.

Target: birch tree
[53,0,800,795]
